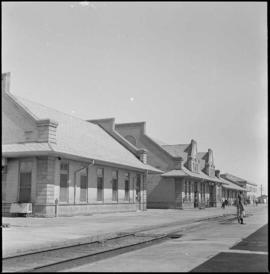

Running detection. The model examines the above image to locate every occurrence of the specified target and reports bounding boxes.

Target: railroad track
[2,213,240,272]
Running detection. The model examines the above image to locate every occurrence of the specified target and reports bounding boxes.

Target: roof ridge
[16,95,90,124]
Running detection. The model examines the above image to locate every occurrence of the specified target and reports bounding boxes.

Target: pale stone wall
[147,175,175,208]
[4,159,19,202]
[2,95,38,144]
[36,156,56,205]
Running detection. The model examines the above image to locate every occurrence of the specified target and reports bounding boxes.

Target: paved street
[191,224,268,272]
[2,205,267,272]
[59,205,268,272]
[2,205,243,257]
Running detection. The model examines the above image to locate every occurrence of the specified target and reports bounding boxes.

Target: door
[194,182,198,208]
[175,179,182,208]
[19,161,32,203]
[19,172,32,202]
[209,185,214,207]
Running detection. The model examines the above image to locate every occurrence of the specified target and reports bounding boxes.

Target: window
[136,174,141,201]
[97,168,104,201]
[60,160,69,202]
[124,173,130,201]
[80,169,87,202]
[19,161,32,203]
[112,170,118,201]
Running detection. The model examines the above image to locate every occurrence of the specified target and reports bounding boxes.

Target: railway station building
[103,121,225,209]
[1,73,161,217]
[220,173,257,204]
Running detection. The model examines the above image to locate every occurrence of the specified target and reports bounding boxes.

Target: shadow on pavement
[190,224,268,272]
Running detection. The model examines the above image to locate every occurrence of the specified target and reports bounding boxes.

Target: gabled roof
[221,173,247,183]
[198,152,207,170]
[219,177,247,191]
[151,137,168,146]
[161,144,190,161]
[161,166,223,183]
[198,152,207,159]
[3,95,162,173]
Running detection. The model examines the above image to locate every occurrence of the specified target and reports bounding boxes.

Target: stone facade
[2,74,149,217]
[2,156,145,217]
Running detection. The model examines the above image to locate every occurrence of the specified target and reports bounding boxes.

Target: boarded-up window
[80,171,87,202]
[60,160,69,202]
[19,161,32,203]
[124,173,130,201]
[112,171,118,201]
[97,168,104,201]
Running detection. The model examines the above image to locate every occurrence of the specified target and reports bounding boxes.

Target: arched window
[125,135,137,146]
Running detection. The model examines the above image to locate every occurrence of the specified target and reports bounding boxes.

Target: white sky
[2,2,267,193]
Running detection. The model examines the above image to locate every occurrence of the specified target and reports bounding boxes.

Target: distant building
[220,173,257,204]
[258,195,268,204]
[2,73,161,217]
[219,176,246,205]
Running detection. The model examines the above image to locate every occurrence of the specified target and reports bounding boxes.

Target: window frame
[79,170,88,203]
[112,170,118,202]
[18,160,33,203]
[59,160,69,203]
[124,172,130,201]
[97,168,104,202]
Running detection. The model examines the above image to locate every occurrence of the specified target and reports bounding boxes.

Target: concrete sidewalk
[2,204,265,258]
[190,224,268,272]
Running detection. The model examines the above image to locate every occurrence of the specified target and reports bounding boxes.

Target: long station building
[2,73,256,216]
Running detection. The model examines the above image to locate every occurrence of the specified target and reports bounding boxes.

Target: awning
[220,177,246,191]
[161,167,223,184]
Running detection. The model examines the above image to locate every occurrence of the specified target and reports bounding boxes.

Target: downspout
[74,159,95,205]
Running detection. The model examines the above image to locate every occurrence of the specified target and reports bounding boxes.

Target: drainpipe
[73,160,95,205]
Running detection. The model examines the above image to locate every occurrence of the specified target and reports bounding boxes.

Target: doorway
[194,182,199,208]
[136,174,141,210]
[19,161,32,203]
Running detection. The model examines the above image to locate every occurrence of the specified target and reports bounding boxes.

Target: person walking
[221,200,225,209]
[236,191,245,224]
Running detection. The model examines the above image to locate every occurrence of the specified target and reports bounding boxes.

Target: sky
[2,2,267,193]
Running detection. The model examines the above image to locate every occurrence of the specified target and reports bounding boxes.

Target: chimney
[2,72,11,93]
[138,149,147,164]
[36,119,58,144]
[208,148,214,165]
[215,170,220,178]
[190,139,197,158]
[175,157,184,170]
